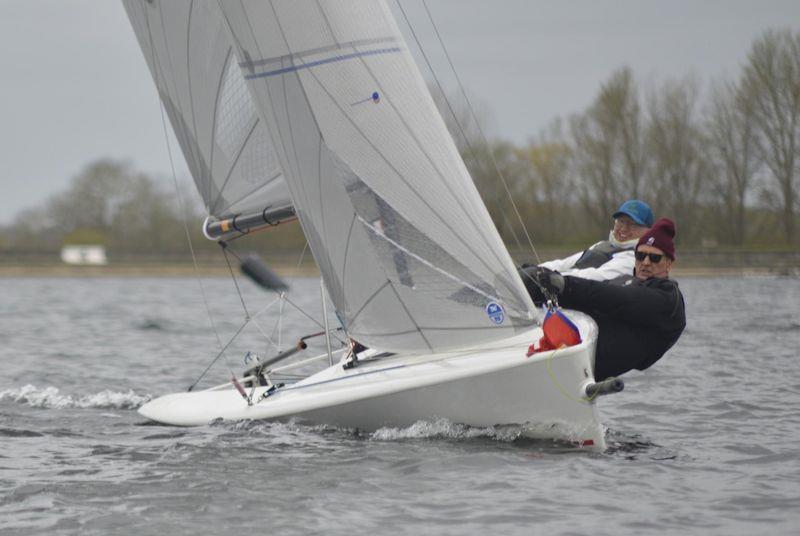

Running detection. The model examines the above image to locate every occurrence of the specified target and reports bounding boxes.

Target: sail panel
[122,0,292,226]
[218,0,537,352]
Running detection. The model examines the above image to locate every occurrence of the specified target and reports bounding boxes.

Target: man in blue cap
[536,199,654,281]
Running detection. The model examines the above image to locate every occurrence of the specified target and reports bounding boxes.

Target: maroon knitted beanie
[636,218,676,259]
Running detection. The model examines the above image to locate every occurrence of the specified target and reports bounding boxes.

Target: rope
[542,346,611,404]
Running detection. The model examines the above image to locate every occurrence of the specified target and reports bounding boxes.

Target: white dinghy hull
[139,312,607,449]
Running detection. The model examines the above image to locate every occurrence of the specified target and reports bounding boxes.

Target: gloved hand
[518,265,564,305]
[534,266,564,295]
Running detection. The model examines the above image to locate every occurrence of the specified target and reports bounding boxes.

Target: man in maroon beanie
[521,218,686,381]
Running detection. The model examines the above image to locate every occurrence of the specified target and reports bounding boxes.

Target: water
[1,276,798,535]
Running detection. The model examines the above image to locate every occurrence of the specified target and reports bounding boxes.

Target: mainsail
[123,0,293,239]
[125,0,538,353]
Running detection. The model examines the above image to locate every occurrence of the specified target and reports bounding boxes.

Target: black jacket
[558,275,686,381]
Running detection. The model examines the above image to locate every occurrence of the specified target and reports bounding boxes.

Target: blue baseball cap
[613,200,654,227]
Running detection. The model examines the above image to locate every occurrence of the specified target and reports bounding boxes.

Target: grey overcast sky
[1,0,799,224]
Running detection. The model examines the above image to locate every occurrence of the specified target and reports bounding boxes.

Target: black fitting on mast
[203,206,296,241]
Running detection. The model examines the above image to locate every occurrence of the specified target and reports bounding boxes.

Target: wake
[0,384,150,410]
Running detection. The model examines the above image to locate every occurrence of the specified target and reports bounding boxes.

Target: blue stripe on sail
[244,47,402,80]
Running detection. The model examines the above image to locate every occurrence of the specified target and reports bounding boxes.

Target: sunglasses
[635,251,664,263]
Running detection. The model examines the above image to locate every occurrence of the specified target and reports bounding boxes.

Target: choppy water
[1,276,799,535]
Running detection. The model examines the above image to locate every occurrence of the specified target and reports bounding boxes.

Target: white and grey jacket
[539,232,638,281]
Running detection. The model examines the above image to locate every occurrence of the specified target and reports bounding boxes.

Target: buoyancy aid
[572,240,630,269]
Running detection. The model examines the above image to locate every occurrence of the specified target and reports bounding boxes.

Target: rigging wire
[186,318,251,392]
[401,0,543,265]
[216,239,346,349]
[394,1,525,257]
[140,4,230,379]
[220,242,251,320]
[296,241,309,272]
[282,295,348,347]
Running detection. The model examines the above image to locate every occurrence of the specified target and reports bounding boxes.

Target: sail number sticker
[486,302,505,325]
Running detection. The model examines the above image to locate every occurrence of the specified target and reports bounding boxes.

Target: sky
[1,0,798,225]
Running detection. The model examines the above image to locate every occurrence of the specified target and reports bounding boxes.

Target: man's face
[634,245,673,281]
[613,215,650,242]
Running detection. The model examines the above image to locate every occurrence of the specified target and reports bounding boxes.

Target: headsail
[122,1,293,239]
[124,0,538,353]
[216,0,538,352]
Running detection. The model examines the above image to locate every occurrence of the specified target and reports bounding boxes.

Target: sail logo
[486,302,505,325]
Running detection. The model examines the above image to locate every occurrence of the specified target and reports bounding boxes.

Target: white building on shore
[60,245,108,266]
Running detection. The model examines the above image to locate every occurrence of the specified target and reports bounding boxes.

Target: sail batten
[239,37,401,71]
[244,47,404,80]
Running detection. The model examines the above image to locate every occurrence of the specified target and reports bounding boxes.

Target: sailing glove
[519,265,565,305]
[533,267,565,295]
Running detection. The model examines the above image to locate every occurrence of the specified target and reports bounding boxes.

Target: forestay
[123,1,293,238]
[216,0,538,353]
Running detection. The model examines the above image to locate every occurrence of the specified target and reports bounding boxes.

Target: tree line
[0,159,305,255]
[2,28,797,255]
[460,28,799,249]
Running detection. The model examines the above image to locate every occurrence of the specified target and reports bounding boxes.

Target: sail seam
[239,37,397,69]
[185,0,201,192]
[341,212,358,325]
[207,47,235,211]
[313,0,341,48]
[155,1,207,204]
[214,170,284,218]
[244,47,402,80]
[387,279,433,352]
[316,133,334,307]
[358,216,506,307]
[348,280,391,327]
[210,116,260,213]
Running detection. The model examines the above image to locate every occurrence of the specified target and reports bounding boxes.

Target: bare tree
[462,139,532,250]
[522,119,574,243]
[428,83,487,155]
[570,67,648,229]
[645,75,709,245]
[741,28,800,244]
[8,159,208,252]
[46,159,129,232]
[706,78,760,244]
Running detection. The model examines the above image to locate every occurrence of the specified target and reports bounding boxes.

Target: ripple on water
[1,276,800,535]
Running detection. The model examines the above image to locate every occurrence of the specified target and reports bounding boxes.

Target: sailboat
[123,0,621,449]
